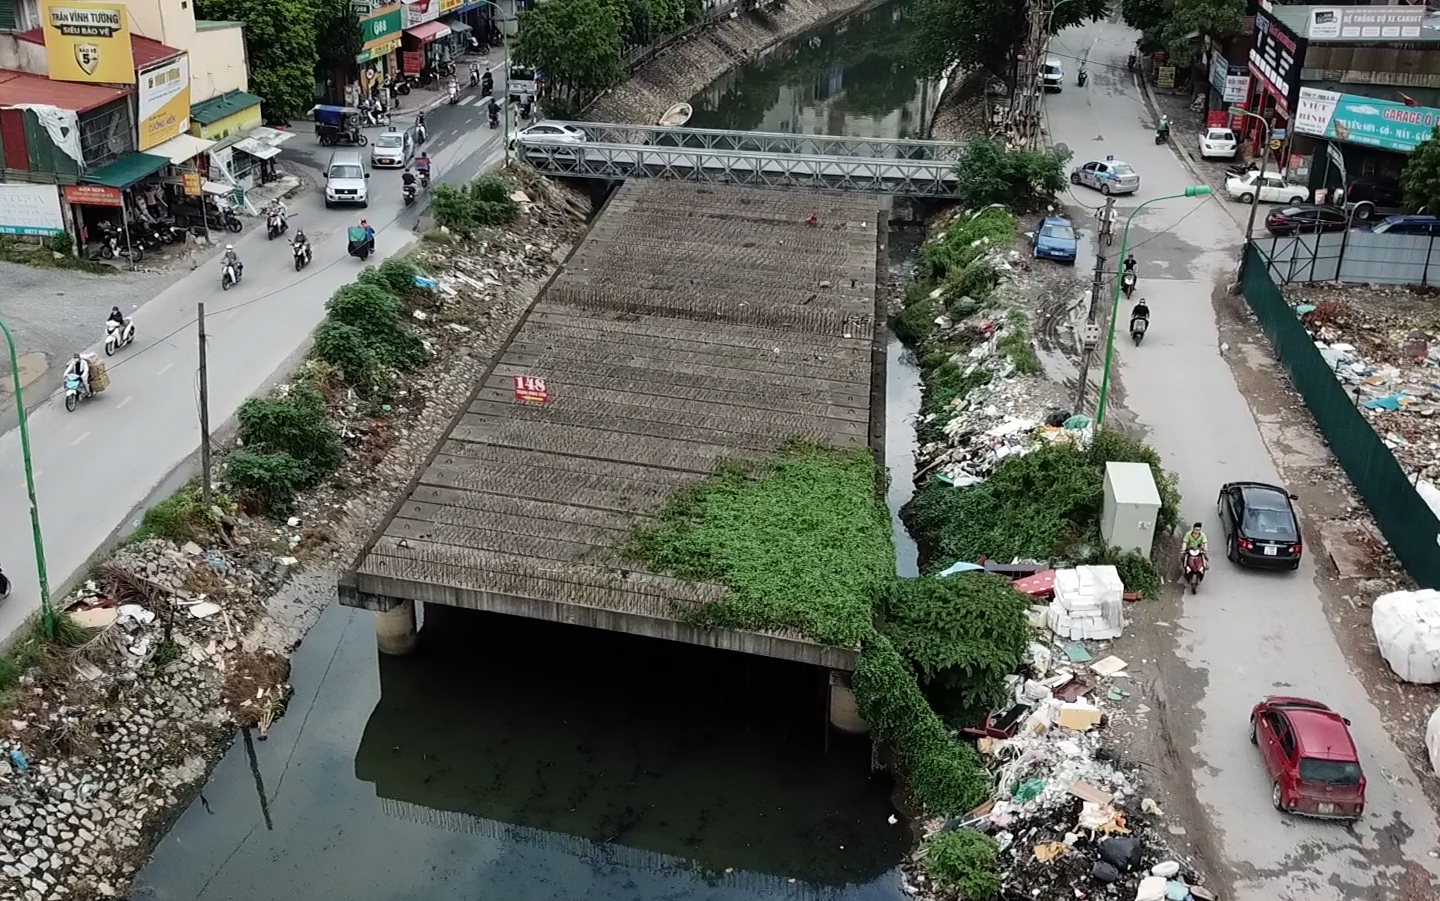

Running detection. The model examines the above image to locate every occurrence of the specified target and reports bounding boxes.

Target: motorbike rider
[267,199,288,229]
[360,218,375,247]
[481,67,493,96]
[1182,522,1209,566]
[1130,297,1150,331]
[65,353,91,398]
[469,62,480,87]
[106,305,127,331]
[222,243,243,280]
[415,152,432,183]
[401,167,418,200]
[292,228,311,258]
[487,95,500,127]
[1156,115,1171,140]
[1123,253,1137,275]
[447,76,459,101]
[415,110,428,143]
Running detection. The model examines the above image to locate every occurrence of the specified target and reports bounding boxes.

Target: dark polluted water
[688,0,938,140]
[131,604,912,901]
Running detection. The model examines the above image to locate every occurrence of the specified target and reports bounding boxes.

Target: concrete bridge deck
[339,182,885,669]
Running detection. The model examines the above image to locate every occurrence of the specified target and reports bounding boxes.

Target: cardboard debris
[1091,655,1129,677]
[1058,700,1104,732]
[70,607,119,629]
[188,601,222,619]
[1046,566,1126,640]
[1068,780,1115,805]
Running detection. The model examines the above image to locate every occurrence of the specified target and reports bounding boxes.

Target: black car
[1216,481,1303,570]
[1345,179,1405,222]
[1265,205,1347,236]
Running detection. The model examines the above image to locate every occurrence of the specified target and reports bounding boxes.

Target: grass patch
[626,441,894,649]
[132,482,228,544]
[893,211,1017,349]
[997,312,1043,376]
[0,613,93,704]
[0,236,112,274]
[923,829,1001,899]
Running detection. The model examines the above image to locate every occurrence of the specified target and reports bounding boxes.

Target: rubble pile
[905,581,1208,901]
[0,539,291,900]
[1284,284,1440,492]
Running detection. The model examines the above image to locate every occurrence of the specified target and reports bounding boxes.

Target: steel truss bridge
[513,122,965,197]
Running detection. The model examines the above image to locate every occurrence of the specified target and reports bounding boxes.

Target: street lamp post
[477,0,511,165]
[0,318,55,635]
[1093,186,1213,428]
[1231,107,1272,262]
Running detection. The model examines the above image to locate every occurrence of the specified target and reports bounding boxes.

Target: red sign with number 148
[514,376,549,404]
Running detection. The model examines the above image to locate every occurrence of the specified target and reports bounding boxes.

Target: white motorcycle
[266,208,288,240]
[447,81,460,105]
[291,238,312,271]
[221,259,243,290]
[104,319,136,356]
[63,372,90,412]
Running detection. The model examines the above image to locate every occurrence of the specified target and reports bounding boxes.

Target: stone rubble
[0,167,589,901]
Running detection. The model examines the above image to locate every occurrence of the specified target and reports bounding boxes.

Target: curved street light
[1093,186,1213,428]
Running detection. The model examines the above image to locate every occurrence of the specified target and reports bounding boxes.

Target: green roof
[83,152,170,188]
[195,19,245,30]
[191,90,263,126]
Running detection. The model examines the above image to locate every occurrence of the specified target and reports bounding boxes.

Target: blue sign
[0,224,64,237]
[1295,87,1440,153]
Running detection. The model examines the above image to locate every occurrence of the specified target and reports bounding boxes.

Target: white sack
[1427,704,1440,775]
[1371,589,1440,684]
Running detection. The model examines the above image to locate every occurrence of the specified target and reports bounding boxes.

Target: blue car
[1033,216,1078,263]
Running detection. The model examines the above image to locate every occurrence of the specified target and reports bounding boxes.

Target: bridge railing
[513,138,960,197]
[548,122,969,161]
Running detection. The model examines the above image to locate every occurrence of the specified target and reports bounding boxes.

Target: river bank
[588,0,888,124]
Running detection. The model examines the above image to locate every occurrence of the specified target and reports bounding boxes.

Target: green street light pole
[0,318,55,635]
[476,0,511,165]
[1093,186,1213,428]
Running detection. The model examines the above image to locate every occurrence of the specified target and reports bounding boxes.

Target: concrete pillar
[828,670,869,735]
[374,599,418,656]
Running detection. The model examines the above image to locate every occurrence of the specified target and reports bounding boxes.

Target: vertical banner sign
[182,173,203,196]
[513,376,549,404]
[40,0,135,84]
[138,55,191,151]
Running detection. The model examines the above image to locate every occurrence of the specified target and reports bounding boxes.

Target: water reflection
[689,1,936,140]
[134,602,910,901]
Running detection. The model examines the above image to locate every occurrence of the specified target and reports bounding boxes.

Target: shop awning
[232,126,296,161]
[82,152,170,189]
[446,20,472,33]
[405,20,451,43]
[146,133,217,165]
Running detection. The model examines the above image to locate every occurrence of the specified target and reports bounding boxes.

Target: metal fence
[1240,243,1440,588]
[1255,230,1440,287]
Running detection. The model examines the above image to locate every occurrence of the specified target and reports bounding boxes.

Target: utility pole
[197,302,212,507]
[1073,196,1116,413]
[1014,0,1055,148]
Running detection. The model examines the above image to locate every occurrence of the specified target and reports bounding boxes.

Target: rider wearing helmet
[222,243,242,278]
[65,352,91,398]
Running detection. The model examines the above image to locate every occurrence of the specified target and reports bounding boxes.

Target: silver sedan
[1070,158,1141,195]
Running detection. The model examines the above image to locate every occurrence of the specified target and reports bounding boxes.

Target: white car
[369,128,413,169]
[509,121,587,158]
[1199,127,1237,160]
[1225,171,1310,205]
[1040,57,1064,92]
[1070,159,1141,195]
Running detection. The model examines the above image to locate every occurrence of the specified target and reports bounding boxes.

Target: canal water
[131,5,933,899]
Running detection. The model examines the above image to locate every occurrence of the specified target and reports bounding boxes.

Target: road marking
[156,362,173,377]
[117,395,133,409]
[71,431,90,447]
[459,95,475,106]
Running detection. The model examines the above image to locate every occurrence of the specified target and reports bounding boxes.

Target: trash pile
[905,571,1213,901]
[1371,588,1440,684]
[1285,286,1440,488]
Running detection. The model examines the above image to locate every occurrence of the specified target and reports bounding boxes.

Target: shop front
[402,0,457,81]
[1292,87,1440,201]
[70,151,170,252]
[447,0,497,46]
[1245,8,1306,163]
[354,1,404,103]
[1205,47,1250,132]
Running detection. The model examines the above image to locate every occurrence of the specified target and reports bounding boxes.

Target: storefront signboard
[182,172,203,196]
[403,0,440,27]
[40,0,135,84]
[1304,6,1429,42]
[1249,9,1305,118]
[440,0,464,12]
[62,184,123,206]
[361,7,402,43]
[1295,87,1440,154]
[138,55,191,151]
[0,184,66,235]
[1208,51,1250,105]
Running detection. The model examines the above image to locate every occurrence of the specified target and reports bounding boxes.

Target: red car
[1249,696,1365,821]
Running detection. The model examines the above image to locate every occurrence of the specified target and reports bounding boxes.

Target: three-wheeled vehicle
[313,105,369,147]
[347,226,375,260]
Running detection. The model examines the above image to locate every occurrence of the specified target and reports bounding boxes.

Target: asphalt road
[0,82,511,645]
[1045,19,1440,901]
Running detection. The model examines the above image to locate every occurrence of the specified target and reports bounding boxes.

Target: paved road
[0,84,511,644]
[1045,19,1440,901]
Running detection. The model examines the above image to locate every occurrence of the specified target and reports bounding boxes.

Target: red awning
[405,20,451,43]
[13,29,182,70]
[0,68,131,113]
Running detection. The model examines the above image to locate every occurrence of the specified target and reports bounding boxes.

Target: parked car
[369,127,414,169]
[1070,159,1140,195]
[1264,205,1347,236]
[1249,697,1365,821]
[1199,127,1237,160]
[1364,213,1440,236]
[1039,56,1064,92]
[1225,171,1309,204]
[509,121,587,158]
[1216,480,1302,569]
[1343,179,1405,222]
[1032,216,1077,262]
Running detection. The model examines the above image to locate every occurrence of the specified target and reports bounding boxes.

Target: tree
[197,0,319,122]
[514,0,628,98]
[951,136,1070,208]
[1402,136,1440,211]
[910,0,1109,79]
[1121,0,1246,67]
[315,0,363,81]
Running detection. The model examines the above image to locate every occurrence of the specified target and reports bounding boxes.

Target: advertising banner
[137,55,191,151]
[40,0,134,84]
[1249,10,1305,117]
[0,185,66,235]
[62,184,122,206]
[1304,6,1429,42]
[403,0,439,27]
[1294,87,1440,154]
[440,0,464,12]
[1208,51,1251,104]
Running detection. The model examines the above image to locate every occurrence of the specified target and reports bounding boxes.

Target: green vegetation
[0,614,93,702]
[1121,0,1246,68]
[197,0,317,120]
[1403,136,1440,213]
[952,137,1071,210]
[226,385,342,514]
[883,573,1031,712]
[895,208,1015,349]
[431,176,520,238]
[923,829,1001,899]
[0,236,110,273]
[132,482,230,544]
[627,442,893,648]
[911,0,1108,77]
[903,429,1180,596]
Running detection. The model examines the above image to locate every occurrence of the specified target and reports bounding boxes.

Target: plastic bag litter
[1135,875,1169,901]
[1091,861,1122,883]
[1427,704,1440,775]
[1098,835,1142,871]
[1371,589,1440,683]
